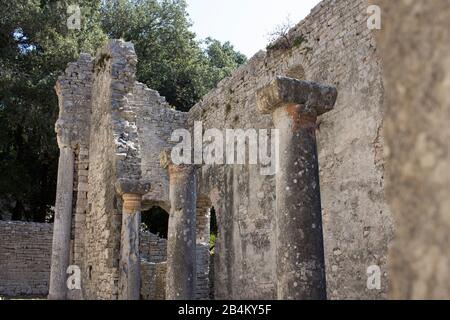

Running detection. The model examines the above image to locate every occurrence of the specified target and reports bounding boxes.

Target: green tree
[0,0,107,221]
[201,37,247,91]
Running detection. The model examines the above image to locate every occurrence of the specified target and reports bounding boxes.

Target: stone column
[161,151,197,300]
[256,76,337,300]
[116,179,150,300]
[48,121,75,300]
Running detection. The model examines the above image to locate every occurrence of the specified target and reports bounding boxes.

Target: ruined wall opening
[208,206,217,300]
[141,206,169,239]
[140,206,169,300]
[195,195,214,300]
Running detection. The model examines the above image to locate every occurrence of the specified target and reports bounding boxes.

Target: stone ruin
[46,0,392,300]
[2,0,449,300]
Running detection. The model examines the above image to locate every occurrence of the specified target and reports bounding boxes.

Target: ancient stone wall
[0,221,52,297]
[54,40,211,300]
[53,52,94,300]
[0,220,193,299]
[130,83,187,210]
[141,261,167,300]
[187,0,393,299]
[82,43,120,300]
[139,232,211,300]
[140,232,168,263]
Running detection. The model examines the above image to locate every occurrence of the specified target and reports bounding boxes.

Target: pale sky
[186,0,322,58]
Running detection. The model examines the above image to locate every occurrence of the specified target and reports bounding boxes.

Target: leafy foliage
[0,0,106,222]
[102,0,247,111]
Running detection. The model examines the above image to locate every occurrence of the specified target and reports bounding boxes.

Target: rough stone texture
[140,231,211,299]
[0,221,52,297]
[140,261,167,300]
[48,146,74,300]
[8,0,450,301]
[51,53,94,300]
[256,76,337,115]
[50,39,211,300]
[195,197,211,300]
[140,232,168,263]
[375,0,450,299]
[130,83,188,211]
[0,221,182,300]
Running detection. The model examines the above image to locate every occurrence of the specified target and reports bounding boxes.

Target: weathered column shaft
[256,76,337,300]
[119,193,142,300]
[273,105,326,300]
[166,165,197,300]
[48,146,74,300]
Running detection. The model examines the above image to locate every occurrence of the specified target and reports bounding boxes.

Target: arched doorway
[140,206,169,300]
[141,206,169,239]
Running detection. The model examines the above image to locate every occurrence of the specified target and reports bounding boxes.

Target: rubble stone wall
[0,221,52,297]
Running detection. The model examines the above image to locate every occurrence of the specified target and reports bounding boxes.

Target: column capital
[122,193,142,214]
[256,76,337,116]
[115,178,151,197]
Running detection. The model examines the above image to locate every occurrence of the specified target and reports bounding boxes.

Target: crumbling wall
[77,40,210,300]
[187,0,393,299]
[140,232,168,263]
[129,83,187,209]
[375,0,450,299]
[139,232,211,300]
[54,53,94,300]
[141,261,167,300]
[46,0,394,300]
[0,221,52,297]
[83,40,141,299]
[0,222,177,299]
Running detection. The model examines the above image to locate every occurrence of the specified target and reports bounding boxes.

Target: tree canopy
[0,0,246,221]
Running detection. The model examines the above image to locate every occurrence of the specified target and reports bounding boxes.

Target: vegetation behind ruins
[0,0,246,222]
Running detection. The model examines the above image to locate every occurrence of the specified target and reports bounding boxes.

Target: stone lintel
[115,178,151,196]
[256,76,337,116]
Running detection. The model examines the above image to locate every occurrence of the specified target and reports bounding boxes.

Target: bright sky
[186,0,322,58]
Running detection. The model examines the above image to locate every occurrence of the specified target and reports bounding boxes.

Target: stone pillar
[48,121,75,300]
[116,179,150,300]
[161,151,197,300]
[256,76,337,300]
